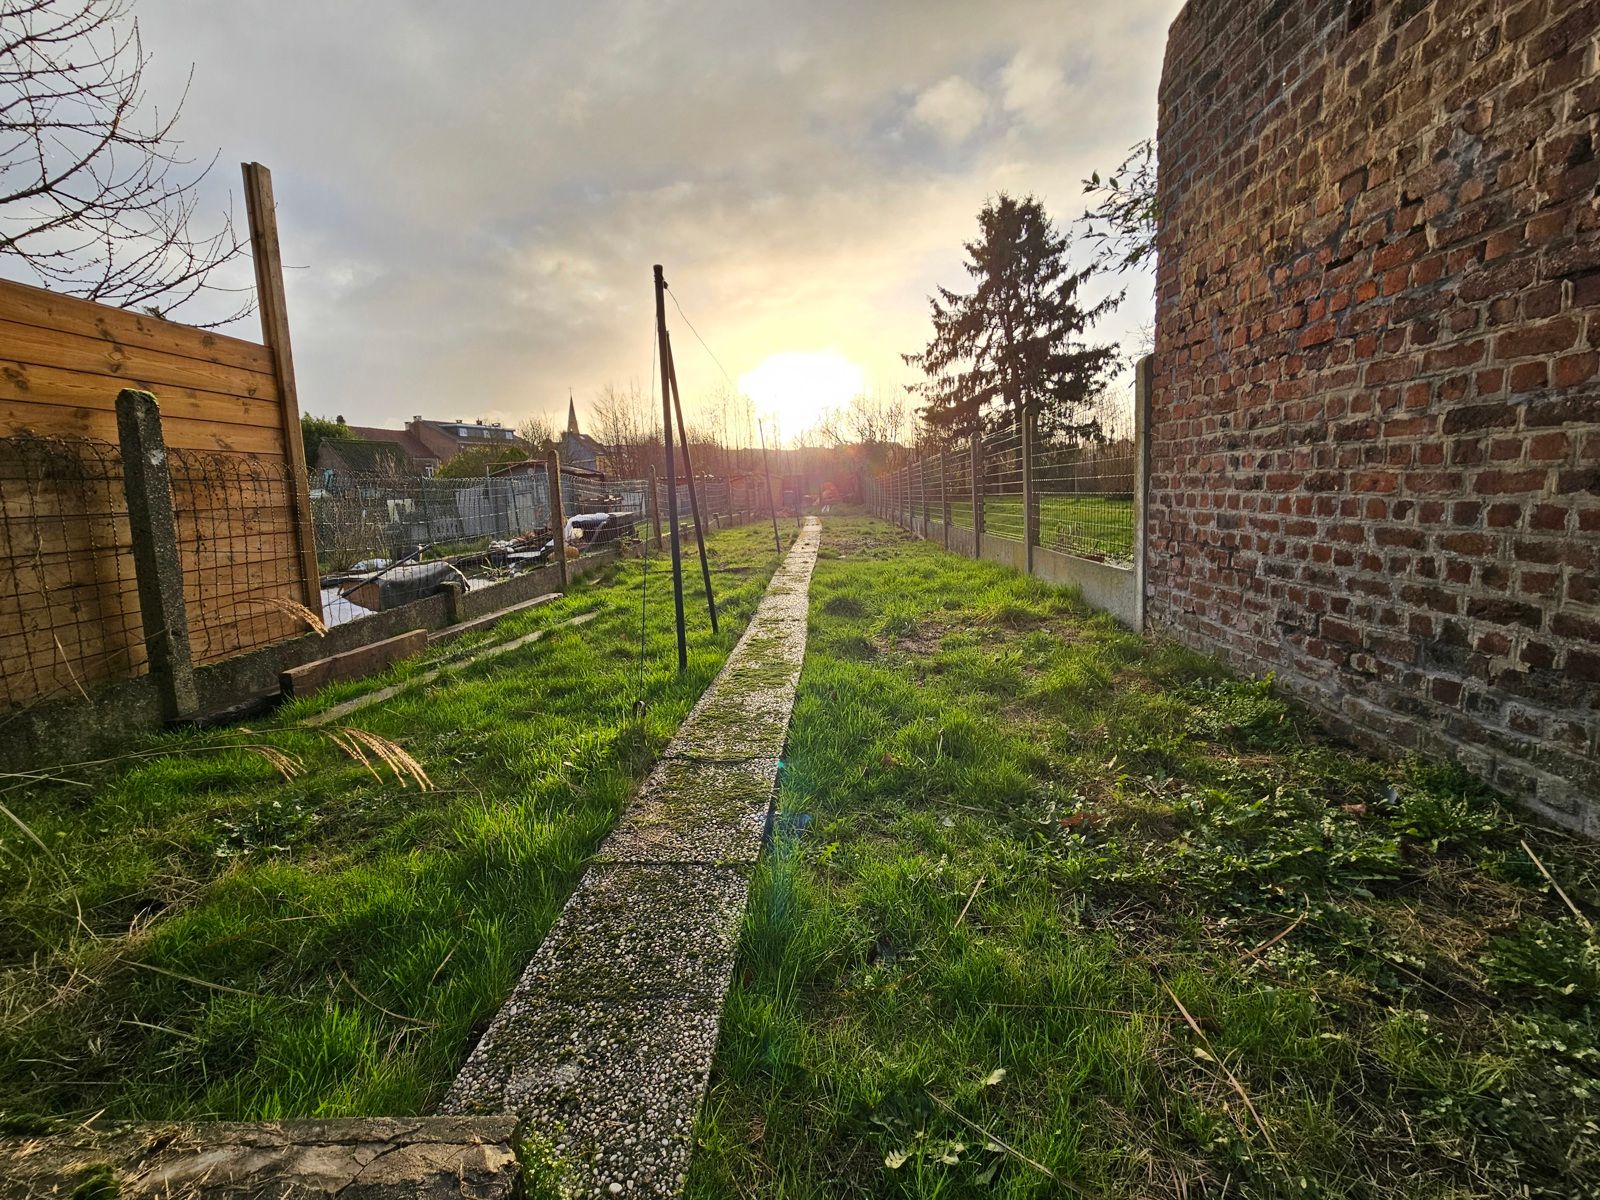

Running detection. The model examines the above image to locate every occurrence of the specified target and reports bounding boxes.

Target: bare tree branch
[0,0,251,324]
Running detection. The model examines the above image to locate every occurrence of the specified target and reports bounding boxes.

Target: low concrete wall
[979,533,1028,574]
[881,510,1140,630]
[1033,545,1139,628]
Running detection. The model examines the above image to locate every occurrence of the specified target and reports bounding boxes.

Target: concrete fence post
[970,433,984,562]
[920,456,930,534]
[1022,404,1036,574]
[941,450,951,548]
[1135,354,1153,631]
[548,450,568,591]
[115,389,199,723]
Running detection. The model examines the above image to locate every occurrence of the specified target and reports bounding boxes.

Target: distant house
[314,438,415,490]
[557,397,607,474]
[337,414,524,476]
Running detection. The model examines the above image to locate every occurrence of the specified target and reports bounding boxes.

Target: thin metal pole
[654,265,687,671]
[758,418,782,553]
[664,331,718,633]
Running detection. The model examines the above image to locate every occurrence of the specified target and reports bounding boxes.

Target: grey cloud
[132,0,1183,431]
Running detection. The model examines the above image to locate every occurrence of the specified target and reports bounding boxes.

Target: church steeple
[566,390,579,435]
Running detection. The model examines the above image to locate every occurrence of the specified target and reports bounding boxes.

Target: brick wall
[1150,0,1599,831]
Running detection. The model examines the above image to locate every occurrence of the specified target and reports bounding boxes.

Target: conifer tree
[906,193,1118,440]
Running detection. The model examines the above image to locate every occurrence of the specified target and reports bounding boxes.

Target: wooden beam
[279,628,427,699]
[242,162,323,620]
[548,449,568,591]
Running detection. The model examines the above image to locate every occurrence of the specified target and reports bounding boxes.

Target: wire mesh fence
[870,411,1139,566]
[1,427,779,712]
[981,424,1027,543]
[1033,407,1136,563]
[311,471,553,575]
[169,449,313,663]
[947,450,974,529]
[0,435,143,709]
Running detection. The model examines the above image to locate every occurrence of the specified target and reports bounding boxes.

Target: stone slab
[456,996,720,1196]
[509,862,750,1000]
[439,518,823,1198]
[0,1117,519,1200]
[595,756,778,864]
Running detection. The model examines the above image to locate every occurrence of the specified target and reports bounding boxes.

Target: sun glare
[738,350,866,439]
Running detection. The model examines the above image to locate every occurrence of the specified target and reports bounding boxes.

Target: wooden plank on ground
[304,611,597,727]
[279,628,427,699]
[428,593,561,646]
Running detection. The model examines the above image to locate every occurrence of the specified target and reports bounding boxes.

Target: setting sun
[738,350,866,439]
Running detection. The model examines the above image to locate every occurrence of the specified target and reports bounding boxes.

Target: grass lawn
[941,496,1134,564]
[688,516,1598,1199]
[0,521,789,1125]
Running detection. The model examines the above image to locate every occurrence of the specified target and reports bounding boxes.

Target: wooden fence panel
[0,274,314,706]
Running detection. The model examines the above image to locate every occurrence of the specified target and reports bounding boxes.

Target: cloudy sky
[128,0,1181,439]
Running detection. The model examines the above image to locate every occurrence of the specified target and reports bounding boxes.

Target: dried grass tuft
[326,727,433,790]
[236,596,329,636]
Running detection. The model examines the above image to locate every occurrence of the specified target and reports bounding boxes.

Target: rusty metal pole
[664,331,718,634]
[1022,404,1036,575]
[654,265,687,670]
[941,449,951,549]
[758,418,782,553]
[971,433,984,562]
[647,465,663,548]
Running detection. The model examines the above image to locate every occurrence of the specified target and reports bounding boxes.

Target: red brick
[1149,0,1596,823]
[1496,318,1581,358]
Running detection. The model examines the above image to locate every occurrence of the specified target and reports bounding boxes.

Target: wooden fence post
[1135,354,1153,631]
[647,465,663,548]
[970,433,984,561]
[242,162,323,619]
[1022,404,1036,574]
[548,449,568,591]
[920,457,930,534]
[116,389,199,722]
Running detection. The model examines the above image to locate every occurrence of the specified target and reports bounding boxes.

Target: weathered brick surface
[1152,0,1600,830]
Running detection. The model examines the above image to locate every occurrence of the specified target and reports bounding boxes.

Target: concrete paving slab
[508,862,750,1000]
[595,756,777,864]
[440,518,823,1198]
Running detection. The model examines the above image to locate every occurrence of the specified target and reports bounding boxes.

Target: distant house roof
[490,458,606,481]
[344,424,441,469]
[316,438,416,476]
[561,430,607,456]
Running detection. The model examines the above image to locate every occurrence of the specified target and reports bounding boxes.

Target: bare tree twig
[0,0,251,322]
